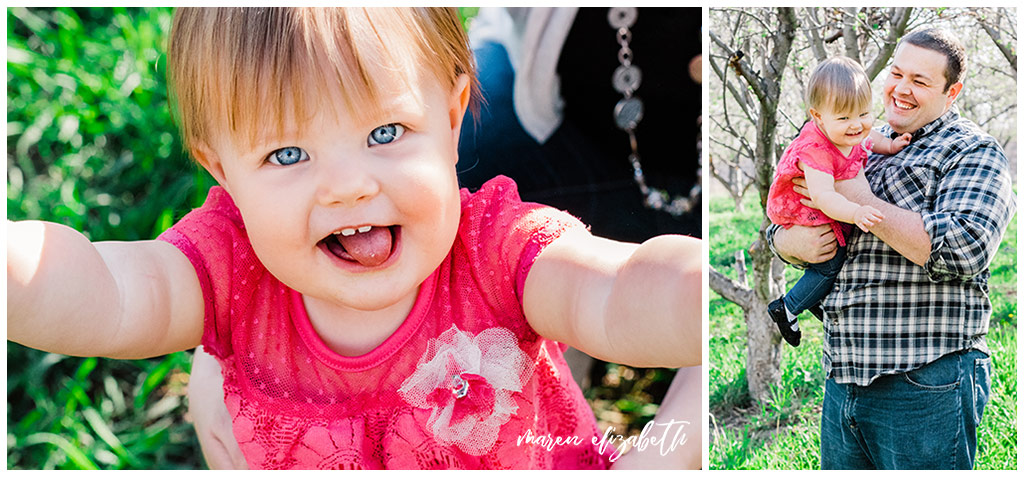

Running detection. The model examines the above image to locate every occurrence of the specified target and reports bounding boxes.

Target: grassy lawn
[708,192,1018,470]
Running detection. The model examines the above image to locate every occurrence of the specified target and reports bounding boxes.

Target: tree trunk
[709,7,798,403]
[709,250,785,402]
[745,225,787,401]
[743,300,783,400]
[842,7,861,63]
[734,250,747,285]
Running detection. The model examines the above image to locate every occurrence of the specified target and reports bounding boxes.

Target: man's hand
[792,176,812,206]
[797,168,931,266]
[188,347,248,469]
[773,224,839,265]
[852,205,884,232]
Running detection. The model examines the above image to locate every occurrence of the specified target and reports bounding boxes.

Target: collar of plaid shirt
[818,108,1015,386]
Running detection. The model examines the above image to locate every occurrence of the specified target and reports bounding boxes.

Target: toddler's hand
[890,133,912,154]
[189,347,248,469]
[853,205,884,232]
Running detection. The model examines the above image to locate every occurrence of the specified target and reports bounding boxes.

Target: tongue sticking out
[335,227,393,267]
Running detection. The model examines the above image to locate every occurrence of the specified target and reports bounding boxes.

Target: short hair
[167,8,479,162]
[805,56,873,115]
[900,28,966,92]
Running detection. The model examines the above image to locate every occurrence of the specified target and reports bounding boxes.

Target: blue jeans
[783,245,846,314]
[820,349,993,469]
[457,42,539,170]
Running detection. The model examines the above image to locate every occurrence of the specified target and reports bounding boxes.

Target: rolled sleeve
[765,222,806,269]
[922,141,1015,281]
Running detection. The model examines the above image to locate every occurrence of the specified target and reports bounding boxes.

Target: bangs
[807,56,873,115]
[168,8,474,157]
[822,74,873,114]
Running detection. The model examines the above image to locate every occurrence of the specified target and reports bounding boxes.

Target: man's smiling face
[882,43,963,135]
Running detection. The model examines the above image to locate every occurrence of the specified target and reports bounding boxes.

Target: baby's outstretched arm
[802,165,884,232]
[523,230,701,368]
[7,220,204,358]
[868,129,912,155]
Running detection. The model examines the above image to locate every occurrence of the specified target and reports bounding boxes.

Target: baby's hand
[890,133,912,154]
[853,205,884,232]
[190,347,248,469]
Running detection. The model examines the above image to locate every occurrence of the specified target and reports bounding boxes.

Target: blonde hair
[167,7,479,163]
[805,56,872,115]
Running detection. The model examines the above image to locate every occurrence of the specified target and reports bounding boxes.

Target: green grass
[708,192,1018,470]
[6,7,208,469]
[6,345,199,469]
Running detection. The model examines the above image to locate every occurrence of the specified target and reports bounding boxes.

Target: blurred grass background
[707,192,1017,470]
[6,7,673,469]
[6,7,212,469]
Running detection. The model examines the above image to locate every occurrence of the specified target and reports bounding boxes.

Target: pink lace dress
[766,121,872,246]
[159,176,612,469]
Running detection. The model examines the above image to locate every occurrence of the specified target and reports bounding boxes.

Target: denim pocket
[903,354,960,391]
[972,357,992,425]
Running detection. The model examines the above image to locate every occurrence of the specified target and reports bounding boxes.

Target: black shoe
[768,296,801,347]
[808,304,825,322]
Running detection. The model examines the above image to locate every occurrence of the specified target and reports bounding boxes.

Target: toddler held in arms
[7,8,701,469]
[766,56,910,347]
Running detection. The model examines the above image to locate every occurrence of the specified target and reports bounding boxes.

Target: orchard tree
[708,7,910,402]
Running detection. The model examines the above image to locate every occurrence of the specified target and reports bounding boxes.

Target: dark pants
[783,245,846,314]
[820,349,992,469]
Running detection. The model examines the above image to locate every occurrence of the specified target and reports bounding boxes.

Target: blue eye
[267,147,308,166]
[368,124,405,146]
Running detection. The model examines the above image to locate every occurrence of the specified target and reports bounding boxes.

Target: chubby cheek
[234,197,311,277]
[415,179,462,250]
[397,171,461,259]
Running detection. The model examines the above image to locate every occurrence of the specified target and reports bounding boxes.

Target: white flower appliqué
[398,325,534,455]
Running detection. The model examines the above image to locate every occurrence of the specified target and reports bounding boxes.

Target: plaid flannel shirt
[768,109,1015,386]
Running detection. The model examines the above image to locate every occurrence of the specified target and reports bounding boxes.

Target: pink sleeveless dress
[766,121,872,246]
[159,176,613,469]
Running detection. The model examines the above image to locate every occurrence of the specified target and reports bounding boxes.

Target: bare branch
[710,30,769,103]
[711,7,776,33]
[708,132,753,161]
[777,99,804,136]
[801,7,828,62]
[709,267,754,307]
[709,115,756,166]
[709,160,737,195]
[976,103,1017,129]
[709,54,755,122]
[975,8,1017,76]
[709,151,755,188]
[864,7,912,80]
